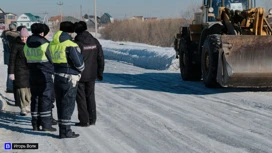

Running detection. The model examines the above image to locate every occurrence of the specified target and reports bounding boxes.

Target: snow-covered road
[1,40,272,153]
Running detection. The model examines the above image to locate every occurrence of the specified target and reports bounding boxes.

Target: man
[74,21,104,126]
[42,23,58,125]
[49,21,85,138]
[24,23,56,132]
[1,23,18,94]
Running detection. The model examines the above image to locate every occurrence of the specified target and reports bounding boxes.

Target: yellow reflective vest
[24,43,49,63]
[49,31,78,64]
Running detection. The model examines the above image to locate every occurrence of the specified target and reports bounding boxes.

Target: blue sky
[0,0,268,19]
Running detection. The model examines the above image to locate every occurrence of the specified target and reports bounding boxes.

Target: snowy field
[1,38,272,153]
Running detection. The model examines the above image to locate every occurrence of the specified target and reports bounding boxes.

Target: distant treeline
[100,18,189,47]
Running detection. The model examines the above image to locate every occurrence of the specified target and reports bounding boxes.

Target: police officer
[24,23,56,132]
[49,21,85,139]
[74,21,104,126]
[42,24,58,125]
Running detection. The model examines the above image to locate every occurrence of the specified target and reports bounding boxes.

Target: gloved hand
[9,74,15,80]
[97,75,103,81]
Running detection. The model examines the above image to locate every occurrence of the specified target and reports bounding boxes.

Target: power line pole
[94,0,97,37]
[80,5,82,20]
[42,12,48,24]
[57,2,63,22]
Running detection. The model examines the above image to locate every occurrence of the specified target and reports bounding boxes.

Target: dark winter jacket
[8,37,30,88]
[49,31,84,75]
[75,31,104,82]
[25,34,54,74]
[5,30,19,50]
[1,30,10,65]
[2,30,19,65]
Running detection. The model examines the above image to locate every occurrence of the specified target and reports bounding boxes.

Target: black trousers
[30,71,53,128]
[13,81,20,107]
[76,81,96,124]
[54,74,79,132]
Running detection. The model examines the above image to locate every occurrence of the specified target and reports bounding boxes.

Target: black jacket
[5,30,19,50]
[75,31,104,82]
[8,37,30,88]
[3,30,19,65]
[26,34,54,74]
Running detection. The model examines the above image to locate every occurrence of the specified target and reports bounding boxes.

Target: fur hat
[43,24,50,36]
[17,25,26,32]
[75,21,87,34]
[20,28,29,37]
[9,23,16,31]
[60,21,74,33]
[31,23,44,34]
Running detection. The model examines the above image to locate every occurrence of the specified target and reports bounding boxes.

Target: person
[8,28,31,116]
[74,21,104,126]
[24,23,56,132]
[42,23,58,125]
[1,23,18,94]
[49,21,85,138]
[16,25,26,32]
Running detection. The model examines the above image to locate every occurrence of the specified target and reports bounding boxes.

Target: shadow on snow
[100,72,271,95]
[0,109,58,138]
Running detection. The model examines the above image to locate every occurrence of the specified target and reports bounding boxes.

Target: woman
[8,28,31,116]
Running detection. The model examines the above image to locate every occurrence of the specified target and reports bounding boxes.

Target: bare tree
[180,0,202,20]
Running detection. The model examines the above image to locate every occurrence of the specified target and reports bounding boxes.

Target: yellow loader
[174,0,272,88]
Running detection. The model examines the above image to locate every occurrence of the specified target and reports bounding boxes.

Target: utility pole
[94,0,97,37]
[57,2,63,22]
[42,12,48,24]
[80,5,82,20]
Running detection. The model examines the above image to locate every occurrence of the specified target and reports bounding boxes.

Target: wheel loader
[174,0,272,88]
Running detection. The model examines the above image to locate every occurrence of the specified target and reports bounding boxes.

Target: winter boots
[75,122,90,127]
[32,121,41,131]
[33,126,56,132]
[20,106,30,116]
[32,119,56,132]
[20,108,27,116]
[33,126,40,131]
[42,127,57,132]
[59,125,79,139]
[33,125,56,132]
[51,117,58,125]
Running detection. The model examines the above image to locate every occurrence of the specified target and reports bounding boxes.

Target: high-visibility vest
[49,31,78,64]
[24,43,49,63]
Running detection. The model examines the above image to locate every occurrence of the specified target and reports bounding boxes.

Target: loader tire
[201,34,221,88]
[179,38,201,81]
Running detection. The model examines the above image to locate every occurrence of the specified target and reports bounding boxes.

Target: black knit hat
[75,21,87,34]
[43,24,50,36]
[60,21,74,33]
[16,25,26,32]
[31,23,44,34]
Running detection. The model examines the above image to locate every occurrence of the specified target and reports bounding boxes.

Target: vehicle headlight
[209,7,214,13]
[269,9,272,15]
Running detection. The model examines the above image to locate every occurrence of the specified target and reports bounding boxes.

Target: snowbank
[1,32,179,71]
[100,39,178,70]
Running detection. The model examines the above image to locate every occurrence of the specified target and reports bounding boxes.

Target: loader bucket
[217,35,272,87]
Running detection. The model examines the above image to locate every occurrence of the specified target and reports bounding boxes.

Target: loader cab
[204,0,253,21]
[223,0,250,10]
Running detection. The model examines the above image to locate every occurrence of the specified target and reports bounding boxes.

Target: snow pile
[0,31,179,71]
[99,39,178,70]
